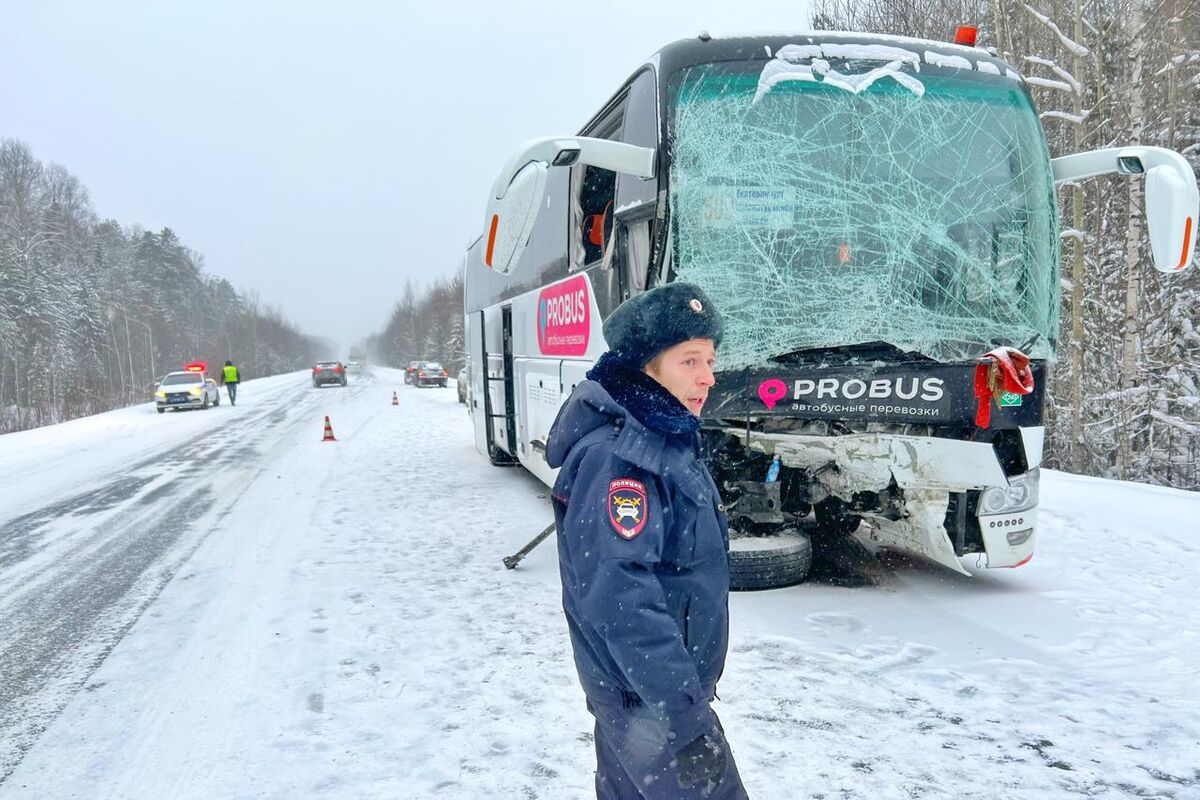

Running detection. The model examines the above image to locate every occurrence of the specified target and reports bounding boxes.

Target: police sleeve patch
[607,478,648,539]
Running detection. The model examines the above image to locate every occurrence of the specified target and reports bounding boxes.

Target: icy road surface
[0,367,1197,799]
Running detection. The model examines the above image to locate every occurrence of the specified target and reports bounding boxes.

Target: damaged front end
[705,416,1044,574]
[666,46,1060,576]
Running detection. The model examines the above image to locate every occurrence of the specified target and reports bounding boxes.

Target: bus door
[477,304,516,470]
[479,305,518,465]
[500,305,518,456]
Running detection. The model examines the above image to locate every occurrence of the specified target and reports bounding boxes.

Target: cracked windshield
[669,57,1060,368]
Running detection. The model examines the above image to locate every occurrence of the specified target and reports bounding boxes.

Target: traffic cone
[392,391,399,406]
[321,416,336,442]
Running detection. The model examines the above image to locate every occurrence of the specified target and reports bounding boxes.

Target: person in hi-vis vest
[222,360,240,406]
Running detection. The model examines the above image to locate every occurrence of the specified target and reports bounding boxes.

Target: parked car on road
[312,361,348,387]
[457,367,468,403]
[155,366,220,413]
[404,360,423,385]
[415,361,448,387]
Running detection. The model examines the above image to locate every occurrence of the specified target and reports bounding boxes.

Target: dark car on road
[415,361,448,388]
[312,361,348,387]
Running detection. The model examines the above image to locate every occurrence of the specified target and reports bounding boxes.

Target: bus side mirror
[1145,165,1196,273]
[483,161,548,275]
[1053,145,1197,273]
[483,136,655,275]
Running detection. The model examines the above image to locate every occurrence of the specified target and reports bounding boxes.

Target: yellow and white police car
[154,362,221,413]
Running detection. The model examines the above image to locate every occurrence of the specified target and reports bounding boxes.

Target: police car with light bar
[154,362,221,413]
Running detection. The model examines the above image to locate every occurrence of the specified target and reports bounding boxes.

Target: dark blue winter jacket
[546,352,730,750]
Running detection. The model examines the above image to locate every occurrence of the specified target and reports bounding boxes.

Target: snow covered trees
[367,272,464,373]
[0,139,319,433]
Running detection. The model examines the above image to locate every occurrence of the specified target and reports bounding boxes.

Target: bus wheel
[728,529,811,591]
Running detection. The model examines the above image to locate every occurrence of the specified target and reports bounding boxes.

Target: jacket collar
[547,354,702,476]
[544,381,666,475]
[586,351,701,437]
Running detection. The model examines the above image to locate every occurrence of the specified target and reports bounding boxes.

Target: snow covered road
[0,368,1197,799]
[0,371,383,781]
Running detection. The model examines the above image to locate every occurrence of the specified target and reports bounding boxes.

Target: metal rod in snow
[502,522,556,570]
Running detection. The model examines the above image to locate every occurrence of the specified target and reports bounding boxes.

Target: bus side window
[578,165,616,265]
[617,68,658,212]
[571,91,626,272]
[615,68,658,292]
[623,219,652,296]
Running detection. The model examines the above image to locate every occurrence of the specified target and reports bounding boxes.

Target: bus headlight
[980,468,1040,514]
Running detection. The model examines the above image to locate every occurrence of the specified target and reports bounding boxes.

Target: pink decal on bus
[757,379,788,410]
[537,276,591,356]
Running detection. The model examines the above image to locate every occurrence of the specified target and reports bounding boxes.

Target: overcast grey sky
[2,0,815,352]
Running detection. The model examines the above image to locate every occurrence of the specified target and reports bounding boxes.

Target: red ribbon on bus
[973,347,1034,428]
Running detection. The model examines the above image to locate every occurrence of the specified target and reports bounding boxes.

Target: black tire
[728,530,812,591]
[202,394,210,410]
[156,407,164,414]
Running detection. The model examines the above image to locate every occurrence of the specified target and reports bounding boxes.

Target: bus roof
[579,31,1019,136]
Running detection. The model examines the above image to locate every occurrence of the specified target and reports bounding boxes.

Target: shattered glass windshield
[668,56,1059,368]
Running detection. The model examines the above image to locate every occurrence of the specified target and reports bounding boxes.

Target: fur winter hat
[602,282,723,368]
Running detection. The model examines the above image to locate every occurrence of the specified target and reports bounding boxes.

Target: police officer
[222,360,240,406]
[546,283,747,799]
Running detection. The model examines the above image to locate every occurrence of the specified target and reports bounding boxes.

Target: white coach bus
[465,31,1196,587]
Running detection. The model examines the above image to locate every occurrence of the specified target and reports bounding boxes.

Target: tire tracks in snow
[0,374,346,784]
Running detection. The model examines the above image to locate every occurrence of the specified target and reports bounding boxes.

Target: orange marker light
[954,26,978,46]
[1177,217,1193,270]
[485,214,499,267]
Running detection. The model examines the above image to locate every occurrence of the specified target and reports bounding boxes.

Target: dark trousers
[226,382,237,405]
[588,698,748,800]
